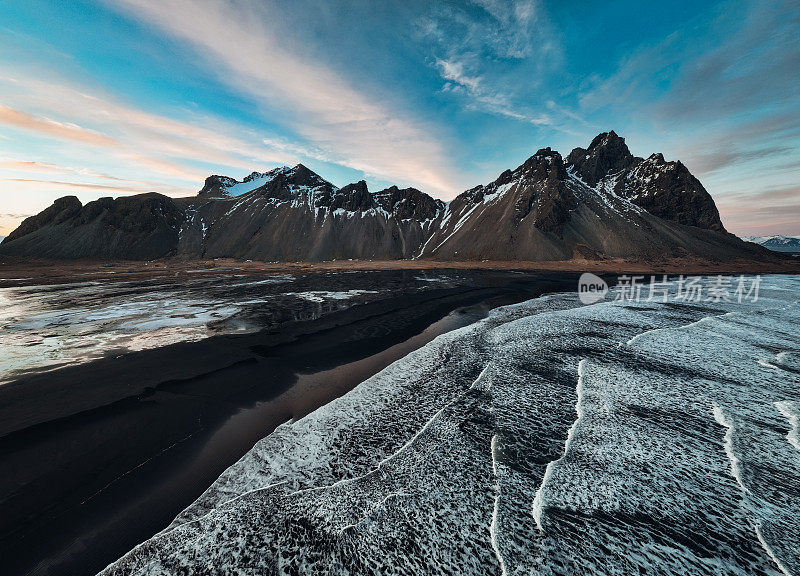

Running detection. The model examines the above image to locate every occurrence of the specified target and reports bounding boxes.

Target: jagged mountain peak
[588,130,626,150]
[559,132,725,232]
[340,180,369,193]
[525,147,563,164]
[329,180,373,212]
[620,151,724,232]
[520,147,567,180]
[256,163,333,190]
[198,164,336,199]
[288,163,326,184]
[567,131,635,186]
[460,148,565,204]
[372,185,444,220]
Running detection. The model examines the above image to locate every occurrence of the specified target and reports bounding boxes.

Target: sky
[0,0,798,237]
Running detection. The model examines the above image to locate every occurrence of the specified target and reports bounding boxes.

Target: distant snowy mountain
[0,236,5,244]
[741,235,800,253]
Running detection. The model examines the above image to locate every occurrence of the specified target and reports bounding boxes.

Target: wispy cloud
[420,0,547,61]
[717,184,800,235]
[106,0,461,197]
[0,105,118,147]
[468,0,542,59]
[1,158,119,179]
[436,58,552,125]
[1,178,160,194]
[683,145,798,177]
[0,64,320,233]
[654,4,800,124]
[437,59,482,92]
[0,72,294,184]
[573,0,800,234]
[581,3,800,125]
[416,0,568,128]
[260,137,335,166]
[677,109,800,176]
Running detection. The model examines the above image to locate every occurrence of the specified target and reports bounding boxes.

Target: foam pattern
[101,276,800,576]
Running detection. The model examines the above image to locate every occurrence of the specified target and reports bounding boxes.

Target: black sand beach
[0,269,579,576]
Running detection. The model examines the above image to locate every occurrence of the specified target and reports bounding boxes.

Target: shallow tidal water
[0,271,460,384]
[99,275,800,575]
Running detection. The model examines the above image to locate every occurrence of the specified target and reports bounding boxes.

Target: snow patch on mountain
[222,167,292,197]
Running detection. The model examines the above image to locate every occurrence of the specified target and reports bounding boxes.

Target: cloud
[437,57,553,126]
[0,105,118,147]
[571,0,800,235]
[712,181,800,235]
[682,145,797,176]
[718,201,800,235]
[718,183,800,207]
[579,1,800,126]
[1,158,133,182]
[0,158,197,198]
[678,107,800,172]
[260,137,335,166]
[418,1,563,127]
[1,178,159,193]
[106,0,461,197]
[0,70,306,187]
[437,59,482,91]
[438,64,553,125]
[422,0,547,61]
[468,0,541,59]
[654,3,800,123]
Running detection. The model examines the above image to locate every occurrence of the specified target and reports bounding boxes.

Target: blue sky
[0,0,798,236]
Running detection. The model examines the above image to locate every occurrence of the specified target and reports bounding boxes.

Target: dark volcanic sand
[0,269,579,576]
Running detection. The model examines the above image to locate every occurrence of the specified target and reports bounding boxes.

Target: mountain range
[0,131,779,263]
[740,235,800,254]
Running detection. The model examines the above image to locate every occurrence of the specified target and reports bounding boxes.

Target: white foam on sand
[712,404,749,493]
[774,401,800,453]
[489,434,508,576]
[531,358,587,531]
[100,275,800,576]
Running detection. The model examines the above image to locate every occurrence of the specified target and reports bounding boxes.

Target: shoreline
[0,270,576,576]
[1,256,798,288]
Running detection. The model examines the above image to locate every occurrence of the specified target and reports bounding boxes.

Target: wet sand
[0,269,579,576]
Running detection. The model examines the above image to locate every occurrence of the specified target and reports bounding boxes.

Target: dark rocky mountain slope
[0,132,774,263]
[0,194,183,260]
[417,145,755,261]
[566,131,724,231]
[178,165,445,261]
